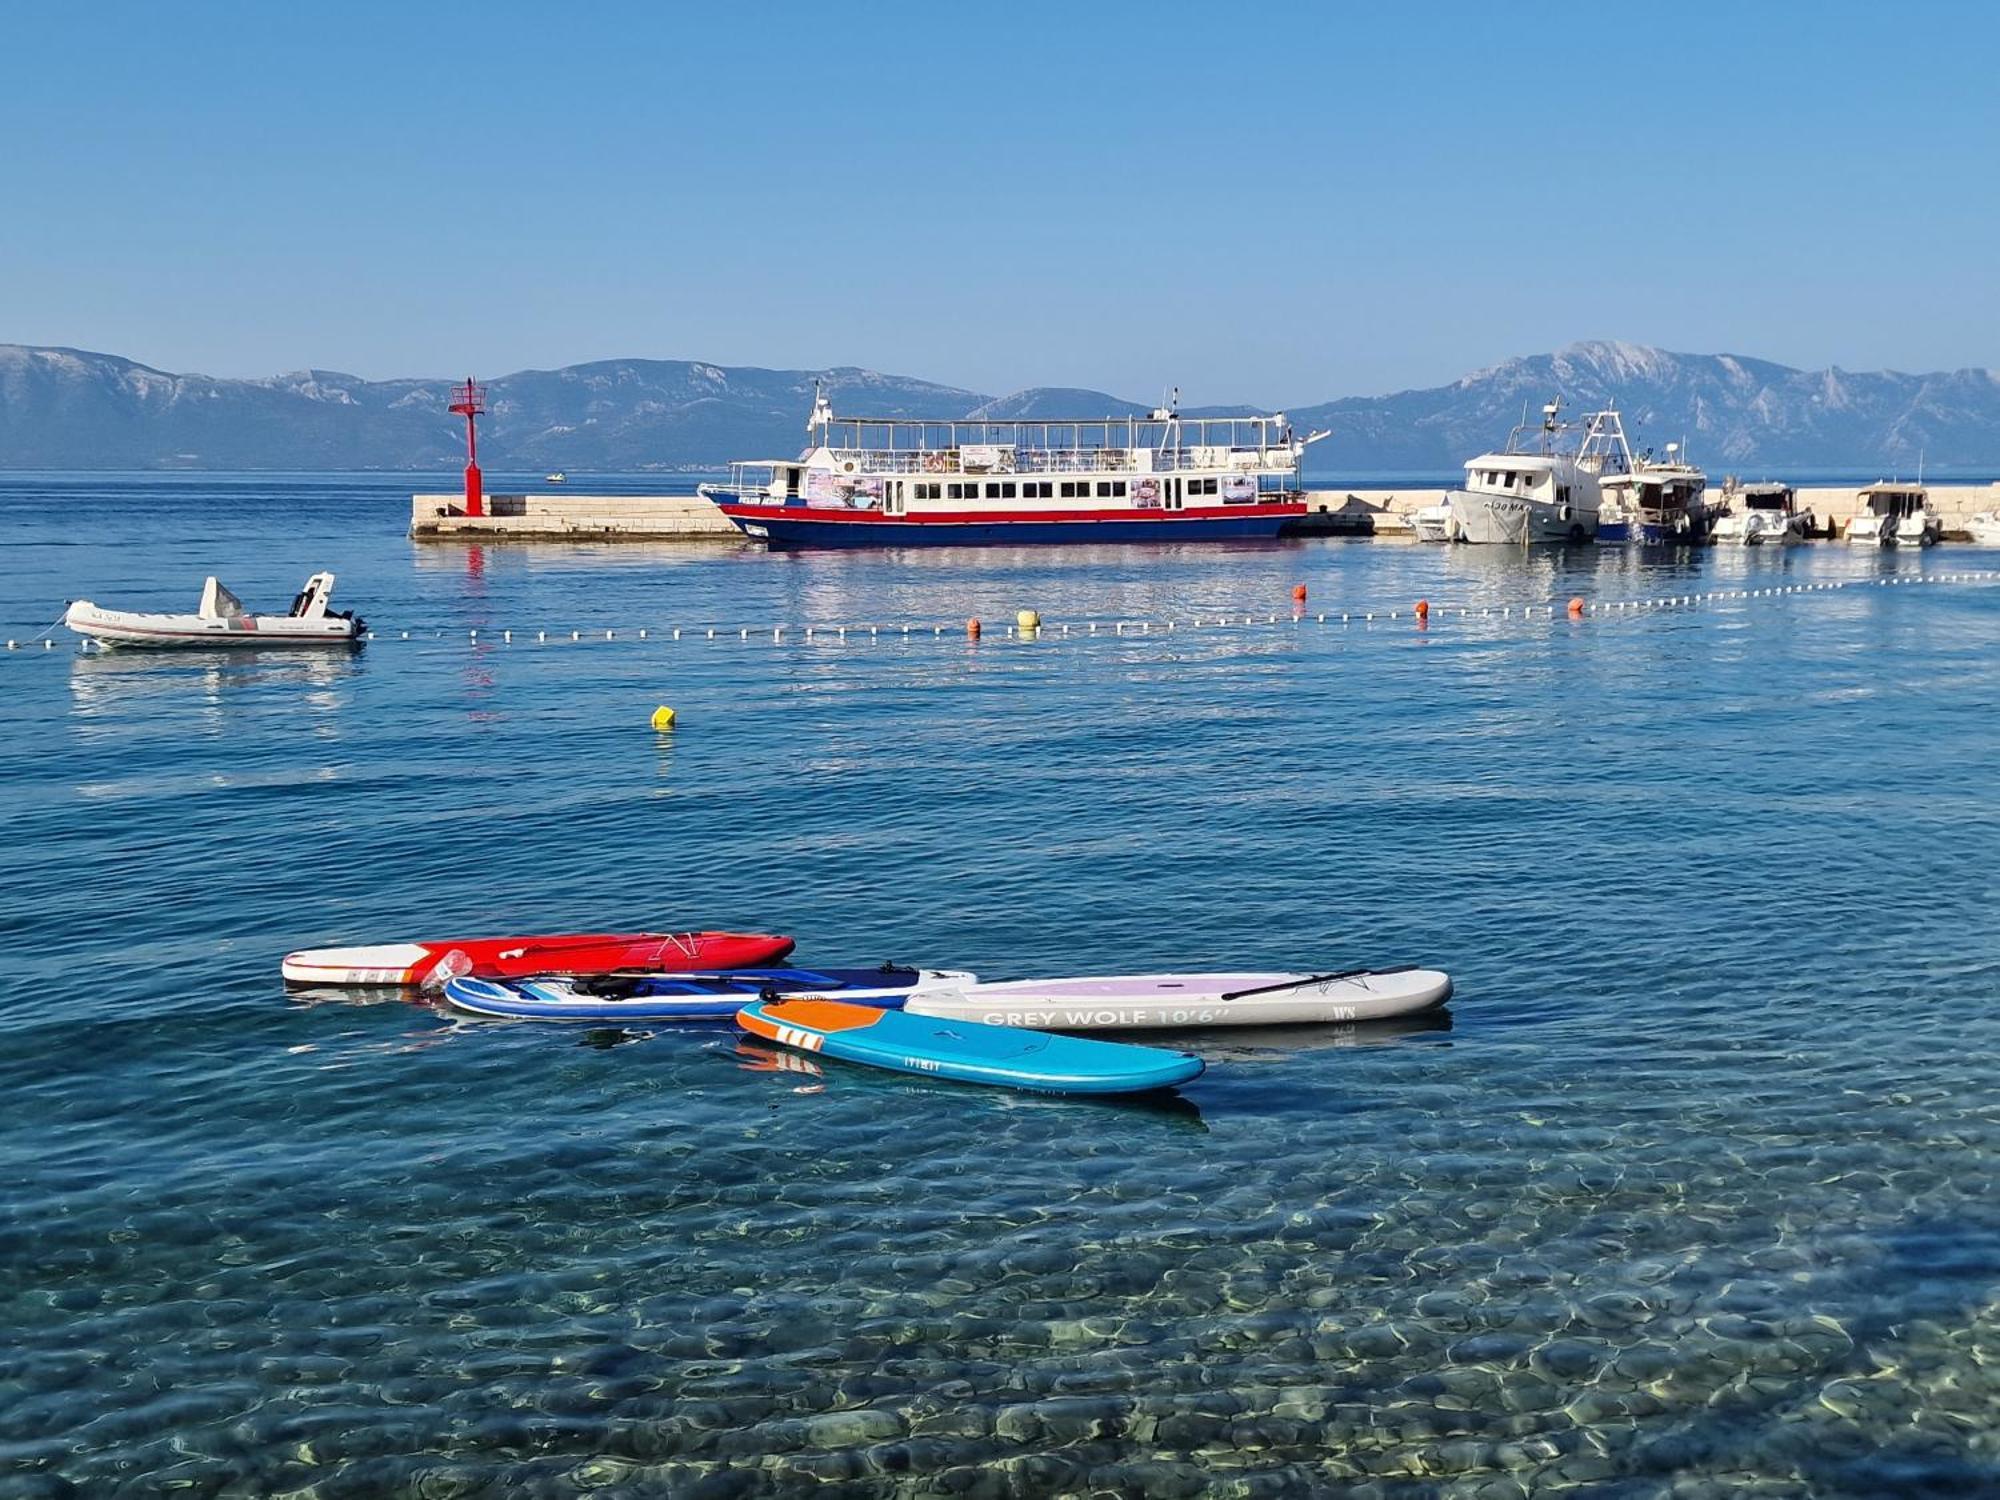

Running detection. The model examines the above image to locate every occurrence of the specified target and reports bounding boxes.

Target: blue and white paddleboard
[443,966,973,1022]
[735,998,1205,1095]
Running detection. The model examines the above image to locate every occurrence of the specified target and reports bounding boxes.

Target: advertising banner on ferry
[960,444,1012,473]
[1223,475,1258,503]
[804,471,883,507]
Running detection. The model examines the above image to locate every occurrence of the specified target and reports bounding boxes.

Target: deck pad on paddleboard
[443,967,974,1022]
[281,930,795,987]
[736,999,1203,1095]
[902,968,1451,1030]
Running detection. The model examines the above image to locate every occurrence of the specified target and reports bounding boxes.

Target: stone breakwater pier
[412,483,2000,542]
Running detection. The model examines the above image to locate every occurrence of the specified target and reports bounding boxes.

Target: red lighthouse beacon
[449,377,487,517]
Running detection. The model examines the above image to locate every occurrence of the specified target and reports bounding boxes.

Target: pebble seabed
[2,477,1998,1497]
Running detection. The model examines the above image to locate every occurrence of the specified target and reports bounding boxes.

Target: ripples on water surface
[1,476,1996,1497]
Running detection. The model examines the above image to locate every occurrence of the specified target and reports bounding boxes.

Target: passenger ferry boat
[700,386,1327,547]
[1445,399,1612,545]
[1597,438,1712,545]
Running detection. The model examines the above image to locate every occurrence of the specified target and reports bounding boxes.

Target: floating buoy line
[9,571,1997,657]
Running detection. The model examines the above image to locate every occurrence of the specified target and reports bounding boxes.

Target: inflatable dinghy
[66,572,365,649]
[735,998,1205,1095]
[281,930,796,987]
[443,965,975,1022]
[903,967,1451,1030]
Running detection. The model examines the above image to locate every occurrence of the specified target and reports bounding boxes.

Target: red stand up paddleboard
[281,930,795,988]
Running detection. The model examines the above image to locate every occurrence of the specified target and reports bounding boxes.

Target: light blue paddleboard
[735,998,1204,1095]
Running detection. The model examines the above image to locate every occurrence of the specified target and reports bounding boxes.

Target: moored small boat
[281,929,796,987]
[901,966,1452,1030]
[66,572,364,649]
[1847,482,1938,547]
[443,965,975,1022]
[1968,510,2000,546]
[1711,482,1811,545]
[735,998,1205,1094]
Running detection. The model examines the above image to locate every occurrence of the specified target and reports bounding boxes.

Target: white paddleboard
[902,967,1451,1031]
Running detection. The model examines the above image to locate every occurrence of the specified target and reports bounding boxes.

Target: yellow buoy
[1016,608,1041,631]
[650,705,677,731]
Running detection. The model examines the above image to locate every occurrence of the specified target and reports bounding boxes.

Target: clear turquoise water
[2,475,1997,1497]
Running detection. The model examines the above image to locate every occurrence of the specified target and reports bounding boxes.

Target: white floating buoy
[871,626,878,637]
[740,627,748,639]
[538,630,546,643]
[503,630,512,643]
[606,630,615,641]
[673,628,681,640]
[469,629,478,640]
[401,630,410,640]
[638,628,647,639]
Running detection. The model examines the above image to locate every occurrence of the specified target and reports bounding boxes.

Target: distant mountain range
[2,340,1995,472]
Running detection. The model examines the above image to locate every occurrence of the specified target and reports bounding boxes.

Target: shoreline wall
[413,483,2000,542]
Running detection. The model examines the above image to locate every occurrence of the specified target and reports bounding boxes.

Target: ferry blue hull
[721,508,1296,548]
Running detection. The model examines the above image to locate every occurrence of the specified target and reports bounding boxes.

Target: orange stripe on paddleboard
[758,999,886,1033]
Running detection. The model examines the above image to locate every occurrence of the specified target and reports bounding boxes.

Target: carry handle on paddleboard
[1219,969,1369,1002]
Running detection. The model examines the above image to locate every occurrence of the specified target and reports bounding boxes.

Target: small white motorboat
[902,966,1452,1031]
[1711,482,1812,545]
[64,572,365,650]
[1968,510,2000,546]
[1410,498,1454,543]
[545,472,567,484]
[1848,483,1937,547]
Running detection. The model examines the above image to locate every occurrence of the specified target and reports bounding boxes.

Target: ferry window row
[933,480,1115,500]
[1480,470,1541,489]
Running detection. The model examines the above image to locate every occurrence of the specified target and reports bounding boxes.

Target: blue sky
[3,1,1995,403]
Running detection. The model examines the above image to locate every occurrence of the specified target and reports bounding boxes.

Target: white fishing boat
[64,572,364,649]
[545,472,567,484]
[1445,399,1607,545]
[1847,483,1938,547]
[902,966,1452,1031]
[1711,482,1812,545]
[1967,510,2000,546]
[1597,437,1711,545]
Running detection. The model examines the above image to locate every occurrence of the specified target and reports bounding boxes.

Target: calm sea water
[2,475,1996,1498]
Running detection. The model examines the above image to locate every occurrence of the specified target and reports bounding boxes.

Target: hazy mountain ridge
[1,340,1994,471]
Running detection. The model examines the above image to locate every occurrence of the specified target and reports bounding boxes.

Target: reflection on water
[1,477,1997,1495]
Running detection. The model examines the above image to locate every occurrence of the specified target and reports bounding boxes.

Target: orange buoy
[1567,596,1585,617]
[1291,584,1307,602]
[1414,599,1430,621]
[966,617,982,639]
